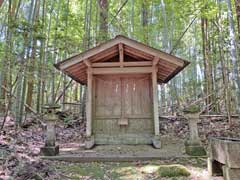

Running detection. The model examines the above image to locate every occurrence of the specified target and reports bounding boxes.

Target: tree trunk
[51,1,61,104]
[161,0,169,51]
[0,0,4,7]
[217,0,231,121]
[142,0,148,44]
[226,0,240,112]
[74,83,78,101]
[0,0,14,111]
[62,0,70,110]
[201,17,213,112]
[97,0,108,43]
[131,0,134,37]
[26,0,40,111]
[37,0,46,112]
[235,0,240,37]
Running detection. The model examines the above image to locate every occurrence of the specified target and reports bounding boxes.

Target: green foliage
[183,104,201,113]
[63,115,72,124]
[157,164,191,177]
[0,0,239,115]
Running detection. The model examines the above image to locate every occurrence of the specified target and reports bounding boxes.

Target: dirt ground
[0,115,235,179]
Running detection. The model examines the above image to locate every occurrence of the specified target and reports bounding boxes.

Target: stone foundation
[40,145,59,156]
[152,135,161,149]
[85,136,95,149]
[94,134,153,145]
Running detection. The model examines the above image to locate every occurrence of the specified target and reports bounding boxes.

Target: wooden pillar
[152,57,160,136]
[85,59,92,137]
[86,68,92,137]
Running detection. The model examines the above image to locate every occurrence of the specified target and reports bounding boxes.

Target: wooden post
[86,62,93,137]
[152,57,160,136]
[119,43,124,67]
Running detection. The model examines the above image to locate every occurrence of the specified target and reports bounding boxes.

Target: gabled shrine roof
[54,35,190,85]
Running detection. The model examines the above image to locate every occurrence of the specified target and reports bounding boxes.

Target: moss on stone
[157,164,191,177]
[57,162,192,179]
[185,144,206,156]
[58,162,106,179]
[183,104,200,114]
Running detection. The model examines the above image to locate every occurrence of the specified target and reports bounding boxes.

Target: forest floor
[0,115,236,179]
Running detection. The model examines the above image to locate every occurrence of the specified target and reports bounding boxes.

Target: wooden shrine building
[55,35,189,148]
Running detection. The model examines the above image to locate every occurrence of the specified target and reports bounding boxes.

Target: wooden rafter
[124,46,153,60]
[89,46,118,62]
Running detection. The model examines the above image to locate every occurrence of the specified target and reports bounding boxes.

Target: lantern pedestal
[183,109,206,156]
[40,104,60,156]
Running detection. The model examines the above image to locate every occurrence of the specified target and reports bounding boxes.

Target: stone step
[41,154,203,163]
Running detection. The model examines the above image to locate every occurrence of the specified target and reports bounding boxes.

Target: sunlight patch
[140,165,160,174]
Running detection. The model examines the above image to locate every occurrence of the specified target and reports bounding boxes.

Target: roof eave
[162,60,190,83]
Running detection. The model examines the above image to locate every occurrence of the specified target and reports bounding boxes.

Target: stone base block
[185,143,206,156]
[223,166,240,180]
[40,145,59,156]
[85,136,95,149]
[152,136,161,149]
[95,134,152,145]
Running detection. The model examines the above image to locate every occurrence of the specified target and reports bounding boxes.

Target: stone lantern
[183,104,206,156]
[40,104,60,156]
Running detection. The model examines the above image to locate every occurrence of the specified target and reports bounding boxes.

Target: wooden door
[93,74,154,144]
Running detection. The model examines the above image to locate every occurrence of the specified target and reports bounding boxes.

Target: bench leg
[223,165,240,180]
[208,158,223,176]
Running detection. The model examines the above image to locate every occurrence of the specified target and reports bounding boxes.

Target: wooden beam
[92,62,120,67]
[92,67,153,74]
[84,59,91,67]
[86,68,93,137]
[152,66,160,136]
[59,41,120,70]
[92,61,152,67]
[96,52,118,62]
[119,43,124,67]
[124,61,152,66]
[124,47,153,60]
[118,37,185,66]
[153,57,160,66]
[90,46,118,62]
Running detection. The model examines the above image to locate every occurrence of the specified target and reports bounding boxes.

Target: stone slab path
[42,137,204,162]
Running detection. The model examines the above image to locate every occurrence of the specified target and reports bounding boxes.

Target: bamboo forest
[1,0,240,179]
